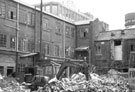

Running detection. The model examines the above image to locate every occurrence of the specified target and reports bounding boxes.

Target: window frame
[10,35,16,49]
[8,5,16,20]
[0,2,5,17]
[0,34,7,48]
[44,43,50,55]
[55,45,60,57]
[55,22,61,35]
[43,18,48,30]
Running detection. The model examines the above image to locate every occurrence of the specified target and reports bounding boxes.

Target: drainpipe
[40,0,43,59]
[63,22,65,60]
[16,3,19,72]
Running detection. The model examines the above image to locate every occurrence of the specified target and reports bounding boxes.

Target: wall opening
[7,67,14,76]
[114,40,121,46]
[114,40,122,60]
[131,44,134,51]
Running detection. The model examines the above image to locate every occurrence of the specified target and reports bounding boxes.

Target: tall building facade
[0,0,108,76]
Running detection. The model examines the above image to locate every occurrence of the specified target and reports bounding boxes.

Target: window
[71,27,75,37]
[56,22,61,34]
[65,26,70,36]
[19,10,27,24]
[27,12,35,26]
[52,5,58,15]
[65,47,71,56]
[28,40,34,52]
[17,64,25,72]
[80,28,88,38]
[8,6,16,20]
[18,38,25,51]
[43,18,48,30]
[55,45,60,56]
[10,36,15,49]
[0,34,6,47]
[10,11,14,19]
[0,2,5,17]
[45,6,51,12]
[131,44,134,51]
[96,45,101,55]
[44,43,50,55]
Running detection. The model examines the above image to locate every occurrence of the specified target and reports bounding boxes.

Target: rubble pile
[0,75,29,92]
[57,72,87,91]
[52,70,129,92]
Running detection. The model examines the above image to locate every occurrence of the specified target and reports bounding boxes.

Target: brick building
[95,28,135,74]
[0,0,108,77]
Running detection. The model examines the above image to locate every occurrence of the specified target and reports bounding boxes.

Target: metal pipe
[16,3,19,72]
[40,0,43,58]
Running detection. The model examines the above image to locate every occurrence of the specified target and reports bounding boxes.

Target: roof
[96,28,135,41]
[13,0,34,8]
[75,46,89,51]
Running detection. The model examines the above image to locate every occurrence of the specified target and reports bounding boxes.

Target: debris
[0,74,30,92]
[47,69,129,92]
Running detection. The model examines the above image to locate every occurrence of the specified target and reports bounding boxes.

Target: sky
[21,0,135,30]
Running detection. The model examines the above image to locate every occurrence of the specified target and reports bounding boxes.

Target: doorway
[0,66,4,75]
[114,40,122,60]
[7,67,14,76]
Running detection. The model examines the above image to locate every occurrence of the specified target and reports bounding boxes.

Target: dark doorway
[0,66,4,75]
[7,67,14,76]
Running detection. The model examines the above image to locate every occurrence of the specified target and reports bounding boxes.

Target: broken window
[114,40,121,46]
[80,27,88,38]
[131,44,134,51]
[96,45,101,55]
[8,5,16,20]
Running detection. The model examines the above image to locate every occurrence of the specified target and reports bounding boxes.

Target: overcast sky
[21,0,135,30]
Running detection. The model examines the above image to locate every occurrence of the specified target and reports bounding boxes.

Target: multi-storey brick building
[0,0,108,77]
